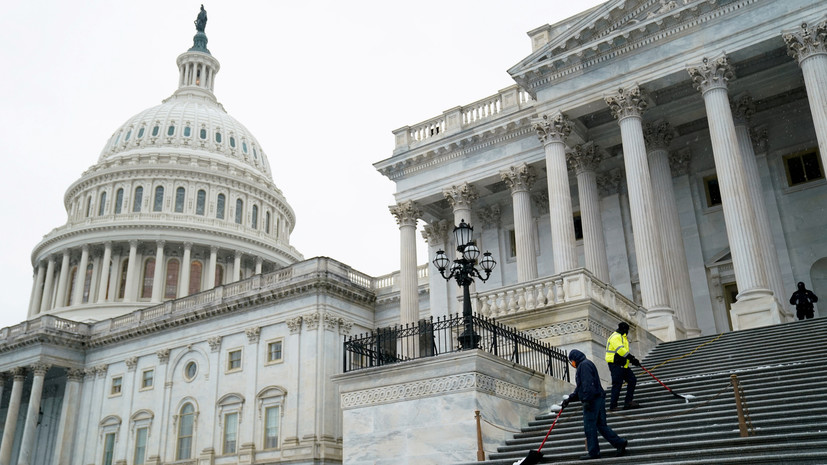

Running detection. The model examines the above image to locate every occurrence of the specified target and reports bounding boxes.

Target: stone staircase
[458,317,827,464]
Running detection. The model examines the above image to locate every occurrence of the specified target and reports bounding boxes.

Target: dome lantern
[174,5,220,101]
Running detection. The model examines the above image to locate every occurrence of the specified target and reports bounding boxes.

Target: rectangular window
[141,369,154,389]
[103,432,116,465]
[703,175,722,207]
[267,340,283,363]
[264,406,280,449]
[111,376,122,396]
[223,412,238,454]
[784,148,824,186]
[227,349,242,371]
[134,427,148,465]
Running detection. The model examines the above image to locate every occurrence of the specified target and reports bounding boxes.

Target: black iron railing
[343,313,569,381]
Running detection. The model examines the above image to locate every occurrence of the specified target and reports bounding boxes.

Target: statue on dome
[195,5,208,33]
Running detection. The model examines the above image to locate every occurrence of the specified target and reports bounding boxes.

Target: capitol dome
[27,25,303,323]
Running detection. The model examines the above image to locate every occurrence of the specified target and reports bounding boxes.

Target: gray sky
[0,0,604,329]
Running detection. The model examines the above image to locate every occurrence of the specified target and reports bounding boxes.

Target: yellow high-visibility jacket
[605,331,630,368]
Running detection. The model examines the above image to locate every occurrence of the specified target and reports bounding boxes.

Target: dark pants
[797,306,814,320]
[608,363,636,409]
[582,393,626,458]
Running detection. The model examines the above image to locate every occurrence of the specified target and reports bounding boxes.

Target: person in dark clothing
[790,282,819,320]
[560,349,628,460]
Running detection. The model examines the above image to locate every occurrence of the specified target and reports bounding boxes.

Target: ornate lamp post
[432,219,497,349]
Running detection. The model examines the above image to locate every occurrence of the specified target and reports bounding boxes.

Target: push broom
[513,401,566,465]
[639,364,695,403]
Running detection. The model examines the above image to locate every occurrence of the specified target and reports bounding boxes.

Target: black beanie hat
[617,322,630,334]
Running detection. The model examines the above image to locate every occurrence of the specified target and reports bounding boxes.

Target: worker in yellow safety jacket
[605,322,641,411]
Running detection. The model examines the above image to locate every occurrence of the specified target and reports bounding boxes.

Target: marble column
[28,263,46,318]
[533,112,577,274]
[500,164,538,282]
[644,121,700,337]
[688,55,780,329]
[255,257,263,275]
[54,250,71,308]
[72,245,90,305]
[731,95,788,318]
[233,252,242,282]
[207,246,218,290]
[53,369,84,465]
[0,368,27,465]
[97,242,112,303]
[422,220,452,319]
[391,201,422,328]
[606,86,677,337]
[124,240,139,301]
[17,363,51,465]
[179,242,193,297]
[567,142,610,283]
[40,257,56,313]
[151,241,165,303]
[443,183,478,229]
[784,20,827,172]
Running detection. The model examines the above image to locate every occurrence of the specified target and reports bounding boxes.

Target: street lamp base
[458,330,480,350]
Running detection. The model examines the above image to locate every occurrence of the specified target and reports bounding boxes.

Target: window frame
[140,367,154,391]
[265,338,284,365]
[133,426,148,465]
[783,147,824,187]
[222,411,239,455]
[257,386,286,451]
[226,348,243,373]
[175,402,196,460]
[110,375,123,396]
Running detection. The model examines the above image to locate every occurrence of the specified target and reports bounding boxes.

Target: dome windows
[184,126,192,138]
[242,142,248,154]
[252,205,258,229]
[235,199,244,224]
[154,186,164,212]
[200,128,207,140]
[115,188,124,214]
[215,132,222,143]
[133,186,143,212]
[229,136,236,148]
[167,125,175,137]
[216,194,226,219]
[196,190,206,216]
[124,130,132,142]
[175,187,185,213]
[137,127,145,139]
[253,147,258,160]
[99,192,107,216]
[151,125,160,137]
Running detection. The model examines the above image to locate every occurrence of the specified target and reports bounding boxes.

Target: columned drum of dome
[28,17,302,322]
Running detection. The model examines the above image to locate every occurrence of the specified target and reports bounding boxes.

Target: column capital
[125,357,138,372]
[500,163,537,194]
[207,336,222,352]
[11,366,27,380]
[30,363,51,376]
[668,148,692,177]
[157,348,171,364]
[476,204,502,229]
[730,93,756,126]
[566,142,603,174]
[245,326,261,344]
[286,316,303,334]
[129,239,139,248]
[421,220,451,246]
[605,85,648,120]
[94,364,108,378]
[750,125,769,153]
[531,191,549,213]
[183,242,193,251]
[443,183,479,211]
[643,120,675,151]
[389,200,422,227]
[688,54,735,94]
[210,245,219,254]
[532,111,571,144]
[596,169,624,197]
[66,368,85,382]
[784,20,827,64]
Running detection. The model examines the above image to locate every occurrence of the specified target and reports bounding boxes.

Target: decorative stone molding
[323,313,339,332]
[476,204,502,228]
[532,111,571,144]
[605,86,648,120]
[304,312,321,331]
[688,54,735,94]
[67,368,85,382]
[500,163,537,194]
[286,316,303,334]
[245,327,261,344]
[84,368,97,380]
[95,364,109,378]
[730,94,755,125]
[750,125,769,153]
[669,149,692,177]
[339,319,353,336]
[783,20,827,64]
[524,319,589,339]
[443,182,479,211]
[125,357,139,372]
[157,349,171,364]
[643,121,674,151]
[340,373,539,409]
[207,336,222,352]
[531,191,549,214]
[11,366,26,380]
[596,169,623,197]
[389,200,422,228]
[421,220,451,246]
[30,362,51,376]
[566,142,602,174]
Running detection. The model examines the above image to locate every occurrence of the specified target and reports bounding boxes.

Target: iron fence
[343,313,569,382]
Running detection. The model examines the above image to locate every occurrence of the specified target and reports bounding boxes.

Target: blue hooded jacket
[568,349,605,406]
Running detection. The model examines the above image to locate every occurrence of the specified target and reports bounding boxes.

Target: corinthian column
[54,250,71,308]
[644,121,699,336]
[567,142,609,283]
[53,369,84,464]
[688,55,780,329]
[178,242,193,297]
[501,164,538,282]
[0,368,27,465]
[28,263,46,318]
[97,242,112,303]
[390,201,422,327]
[124,240,139,301]
[151,241,165,302]
[40,256,56,313]
[606,86,677,336]
[533,112,577,274]
[443,182,478,227]
[72,245,90,305]
[422,220,452,319]
[17,363,51,465]
[784,20,827,171]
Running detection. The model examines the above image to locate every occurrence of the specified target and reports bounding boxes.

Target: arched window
[86,196,92,217]
[118,259,129,300]
[216,194,226,219]
[189,261,203,295]
[199,128,207,140]
[196,190,206,215]
[151,125,159,137]
[242,141,248,154]
[154,186,164,212]
[125,130,132,142]
[165,259,180,299]
[215,264,224,287]
[133,186,143,212]
[215,132,222,143]
[175,187,185,213]
[229,136,236,148]
[99,192,107,216]
[265,211,271,234]
[82,263,93,304]
[115,188,124,214]
[235,199,243,224]
[176,403,195,460]
[184,126,192,137]
[137,127,145,139]
[251,205,258,229]
[167,125,175,136]
[141,258,156,299]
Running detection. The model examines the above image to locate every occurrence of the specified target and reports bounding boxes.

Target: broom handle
[537,407,564,452]
[640,364,676,394]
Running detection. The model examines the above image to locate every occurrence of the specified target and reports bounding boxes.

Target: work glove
[629,355,641,367]
[560,396,570,409]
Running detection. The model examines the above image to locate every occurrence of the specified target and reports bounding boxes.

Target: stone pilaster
[688,54,780,329]
[390,201,422,328]
[17,363,51,465]
[533,111,577,274]
[567,142,610,283]
[606,86,676,338]
[501,163,538,282]
[784,19,827,172]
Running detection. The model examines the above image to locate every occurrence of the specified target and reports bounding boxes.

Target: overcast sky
[0,0,605,329]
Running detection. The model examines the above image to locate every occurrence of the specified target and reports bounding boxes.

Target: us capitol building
[0,1,825,464]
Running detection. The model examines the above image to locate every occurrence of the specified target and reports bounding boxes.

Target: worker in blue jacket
[561,349,628,460]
